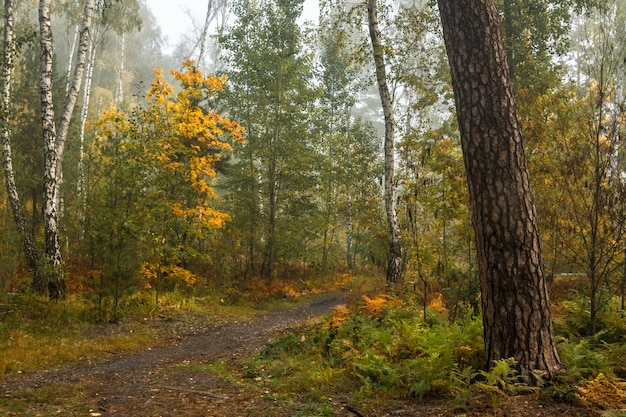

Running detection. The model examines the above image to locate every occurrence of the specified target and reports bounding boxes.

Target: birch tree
[194,0,229,70]
[77,0,141,219]
[1,0,42,285]
[38,0,94,298]
[367,0,403,284]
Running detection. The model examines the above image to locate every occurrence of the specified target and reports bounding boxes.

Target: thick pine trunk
[367,0,403,284]
[437,0,561,378]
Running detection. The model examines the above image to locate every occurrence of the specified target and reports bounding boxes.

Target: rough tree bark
[367,0,403,284]
[436,0,561,378]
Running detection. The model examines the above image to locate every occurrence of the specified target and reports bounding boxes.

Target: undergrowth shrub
[576,373,626,411]
[557,337,614,380]
[474,358,545,405]
[559,295,626,342]
[220,272,355,305]
[246,293,485,401]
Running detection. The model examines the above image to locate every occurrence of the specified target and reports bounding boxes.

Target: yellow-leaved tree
[87,60,243,316]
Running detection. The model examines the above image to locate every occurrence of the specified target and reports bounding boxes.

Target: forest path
[0,293,347,416]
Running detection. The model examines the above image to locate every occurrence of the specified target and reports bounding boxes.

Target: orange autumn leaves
[95,59,244,230]
[91,60,244,293]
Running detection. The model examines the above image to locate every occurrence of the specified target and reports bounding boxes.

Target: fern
[475,358,542,405]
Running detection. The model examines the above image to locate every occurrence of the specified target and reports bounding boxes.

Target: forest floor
[0,292,602,417]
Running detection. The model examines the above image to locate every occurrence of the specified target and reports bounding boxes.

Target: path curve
[1,293,346,416]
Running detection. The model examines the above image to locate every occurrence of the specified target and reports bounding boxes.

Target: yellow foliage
[95,59,244,228]
[139,262,199,286]
[139,262,158,289]
[427,293,447,314]
[361,294,401,316]
[332,273,354,291]
[163,265,199,285]
[171,203,185,217]
[329,304,350,328]
[577,373,626,410]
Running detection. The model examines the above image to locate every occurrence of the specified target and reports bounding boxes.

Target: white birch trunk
[77,38,97,224]
[367,0,403,284]
[55,0,94,196]
[39,0,94,298]
[115,32,125,103]
[192,0,229,71]
[65,25,78,93]
[1,0,43,288]
[197,0,213,68]
[39,0,64,297]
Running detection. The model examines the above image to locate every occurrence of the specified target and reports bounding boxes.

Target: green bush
[246,299,485,401]
[558,337,614,380]
[560,296,626,342]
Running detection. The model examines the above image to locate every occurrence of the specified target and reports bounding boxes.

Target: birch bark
[39,0,94,298]
[77,38,98,216]
[367,0,403,284]
[1,0,43,288]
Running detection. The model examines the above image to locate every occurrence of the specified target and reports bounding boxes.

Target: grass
[3,271,624,416]
[0,291,272,378]
[0,382,89,416]
[0,272,359,379]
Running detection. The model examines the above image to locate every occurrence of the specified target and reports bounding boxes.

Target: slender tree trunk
[346,194,354,270]
[265,153,277,280]
[262,52,284,281]
[197,0,213,68]
[367,0,403,284]
[55,0,94,201]
[77,38,98,221]
[244,82,257,278]
[39,0,94,298]
[1,0,43,285]
[65,26,79,93]
[620,258,626,308]
[437,0,561,379]
[115,31,125,104]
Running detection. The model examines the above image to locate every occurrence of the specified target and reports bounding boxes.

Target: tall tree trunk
[115,31,125,104]
[39,0,64,297]
[264,153,277,280]
[39,0,94,298]
[367,0,403,284]
[437,0,561,379]
[1,0,43,286]
[65,26,79,93]
[77,38,98,223]
[346,194,354,270]
[55,0,94,199]
[197,0,213,68]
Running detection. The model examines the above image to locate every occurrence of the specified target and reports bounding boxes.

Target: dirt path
[1,293,347,417]
[0,293,602,417]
